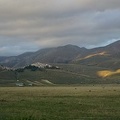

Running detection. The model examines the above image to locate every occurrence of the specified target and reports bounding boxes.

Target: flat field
[0,85,120,120]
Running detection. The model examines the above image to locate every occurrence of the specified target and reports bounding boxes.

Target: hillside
[0,62,120,86]
[0,40,120,86]
[73,40,120,69]
[0,40,120,69]
[0,45,87,68]
[0,65,91,86]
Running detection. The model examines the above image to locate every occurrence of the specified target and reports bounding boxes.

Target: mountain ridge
[0,40,120,68]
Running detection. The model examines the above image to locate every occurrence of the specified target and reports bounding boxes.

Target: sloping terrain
[0,40,120,86]
[0,63,120,86]
[0,40,120,69]
[0,45,87,68]
[73,40,120,69]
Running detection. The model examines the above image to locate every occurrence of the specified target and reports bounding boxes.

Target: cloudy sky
[0,0,120,56]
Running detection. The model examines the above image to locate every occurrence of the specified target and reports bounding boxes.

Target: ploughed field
[0,85,120,120]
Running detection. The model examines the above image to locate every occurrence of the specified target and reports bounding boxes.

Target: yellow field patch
[97,69,120,78]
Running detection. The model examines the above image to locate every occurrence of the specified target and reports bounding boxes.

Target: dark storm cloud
[0,0,120,56]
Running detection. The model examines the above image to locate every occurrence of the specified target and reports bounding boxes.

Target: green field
[0,85,120,120]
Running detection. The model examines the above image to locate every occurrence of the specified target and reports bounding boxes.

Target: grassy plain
[0,85,120,120]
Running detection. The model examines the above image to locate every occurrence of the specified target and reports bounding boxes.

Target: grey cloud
[0,0,120,56]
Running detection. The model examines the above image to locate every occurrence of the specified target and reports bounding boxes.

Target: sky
[0,0,120,56]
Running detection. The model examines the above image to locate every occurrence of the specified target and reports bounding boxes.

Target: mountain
[90,40,120,57]
[0,44,87,68]
[0,40,120,69]
[74,40,120,69]
[0,40,120,86]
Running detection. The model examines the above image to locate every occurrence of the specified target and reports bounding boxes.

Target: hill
[0,40,120,86]
[0,45,87,68]
[0,62,120,86]
[73,40,120,69]
[0,40,120,69]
